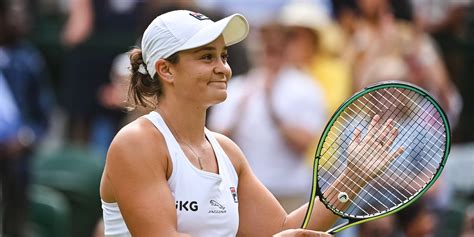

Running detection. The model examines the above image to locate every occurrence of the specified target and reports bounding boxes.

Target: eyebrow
[192,46,228,53]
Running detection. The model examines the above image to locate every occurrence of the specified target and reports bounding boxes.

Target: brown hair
[128,48,179,110]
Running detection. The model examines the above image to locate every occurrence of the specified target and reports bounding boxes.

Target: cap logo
[189,12,210,21]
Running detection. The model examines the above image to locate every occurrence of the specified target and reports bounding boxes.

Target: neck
[157,99,208,145]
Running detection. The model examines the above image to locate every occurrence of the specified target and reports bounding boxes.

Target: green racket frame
[301,81,451,233]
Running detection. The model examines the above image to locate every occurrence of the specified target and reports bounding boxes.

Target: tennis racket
[301,81,451,234]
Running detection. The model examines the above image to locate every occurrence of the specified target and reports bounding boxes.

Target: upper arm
[101,120,189,237]
[213,132,341,234]
[213,133,288,236]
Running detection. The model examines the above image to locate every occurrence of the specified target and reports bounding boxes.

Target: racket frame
[301,81,451,233]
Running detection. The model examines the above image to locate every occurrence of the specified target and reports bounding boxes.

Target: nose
[213,59,232,80]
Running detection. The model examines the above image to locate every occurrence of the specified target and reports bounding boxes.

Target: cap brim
[178,14,249,51]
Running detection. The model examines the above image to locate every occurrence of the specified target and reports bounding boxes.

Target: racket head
[302,81,451,232]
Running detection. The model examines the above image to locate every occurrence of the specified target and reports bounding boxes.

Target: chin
[209,92,228,105]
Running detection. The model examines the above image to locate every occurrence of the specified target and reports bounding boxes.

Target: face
[358,0,387,20]
[285,26,318,68]
[165,36,232,107]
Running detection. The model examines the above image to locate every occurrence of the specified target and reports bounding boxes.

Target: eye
[201,54,213,61]
[221,53,228,63]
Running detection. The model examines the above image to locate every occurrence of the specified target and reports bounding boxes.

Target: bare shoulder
[101,116,170,201]
[209,131,246,175]
[108,116,168,165]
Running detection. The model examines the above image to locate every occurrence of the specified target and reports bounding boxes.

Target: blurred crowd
[0,0,473,236]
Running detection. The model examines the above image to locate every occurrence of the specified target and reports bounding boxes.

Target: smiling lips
[209,81,227,88]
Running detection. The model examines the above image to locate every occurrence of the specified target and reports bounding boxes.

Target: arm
[61,0,94,47]
[266,110,315,155]
[100,118,190,237]
[213,133,339,236]
[215,115,404,236]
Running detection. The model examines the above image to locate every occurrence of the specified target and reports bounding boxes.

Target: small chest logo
[209,200,226,214]
[230,187,238,203]
[189,12,210,21]
[176,200,198,212]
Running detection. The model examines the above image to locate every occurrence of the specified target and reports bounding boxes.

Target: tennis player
[99,10,338,237]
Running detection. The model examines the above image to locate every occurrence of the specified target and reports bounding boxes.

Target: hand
[346,115,405,184]
[273,229,332,237]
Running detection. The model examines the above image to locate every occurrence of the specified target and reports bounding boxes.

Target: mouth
[208,81,227,88]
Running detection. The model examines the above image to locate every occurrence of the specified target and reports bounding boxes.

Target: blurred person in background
[280,1,352,115]
[357,214,396,237]
[99,53,130,116]
[344,0,461,127]
[410,0,472,35]
[461,203,474,237]
[0,0,54,236]
[99,52,149,128]
[411,0,474,145]
[60,0,143,156]
[278,1,351,169]
[208,21,327,212]
[412,2,474,235]
[331,0,359,40]
[195,0,333,30]
[335,0,458,230]
[394,198,437,237]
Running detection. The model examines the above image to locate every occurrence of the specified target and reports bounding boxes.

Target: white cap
[141,10,250,78]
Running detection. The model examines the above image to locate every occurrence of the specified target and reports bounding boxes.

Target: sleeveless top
[101,111,240,237]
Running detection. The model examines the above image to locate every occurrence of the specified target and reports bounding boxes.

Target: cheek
[226,64,232,79]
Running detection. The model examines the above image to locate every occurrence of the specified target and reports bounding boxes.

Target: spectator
[358,215,396,237]
[394,198,437,237]
[60,0,142,155]
[280,1,352,114]
[0,0,54,235]
[345,0,461,127]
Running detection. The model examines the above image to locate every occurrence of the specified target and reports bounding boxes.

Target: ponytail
[128,48,162,110]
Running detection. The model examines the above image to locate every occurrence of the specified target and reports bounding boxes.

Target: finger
[389,146,405,162]
[378,119,394,142]
[383,125,398,148]
[352,127,362,144]
[366,114,380,141]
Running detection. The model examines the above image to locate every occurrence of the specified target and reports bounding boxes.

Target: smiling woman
[99,10,335,237]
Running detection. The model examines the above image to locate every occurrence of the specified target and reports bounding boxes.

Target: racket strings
[322,123,414,202]
[394,88,445,127]
[317,88,446,217]
[334,90,440,196]
[320,97,410,199]
[328,91,442,215]
[321,102,415,211]
[321,89,443,177]
[356,93,443,176]
[322,90,420,185]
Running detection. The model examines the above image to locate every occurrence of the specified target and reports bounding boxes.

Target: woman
[99,10,401,237]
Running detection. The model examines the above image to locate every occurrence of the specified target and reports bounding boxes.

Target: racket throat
[326,220,353,234]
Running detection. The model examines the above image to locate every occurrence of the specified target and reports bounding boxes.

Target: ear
[155,59,174,83]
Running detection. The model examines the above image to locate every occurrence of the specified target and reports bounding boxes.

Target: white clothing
[209,66,326,196]
[102,111,239,237]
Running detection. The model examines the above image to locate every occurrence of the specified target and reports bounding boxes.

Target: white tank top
[101,111,240,237]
